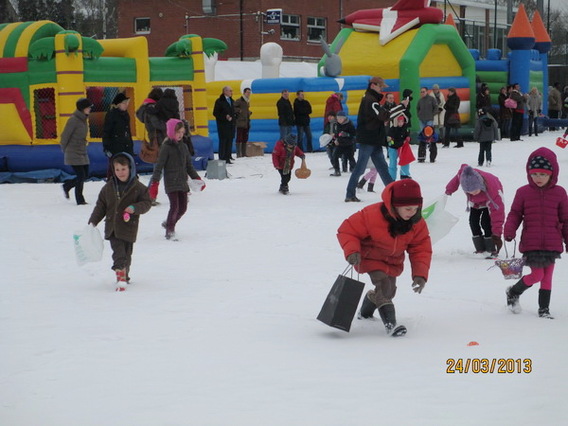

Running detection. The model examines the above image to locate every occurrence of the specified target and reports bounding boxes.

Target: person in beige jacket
[60,98,92,205]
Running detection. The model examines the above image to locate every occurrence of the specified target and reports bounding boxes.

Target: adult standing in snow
[337,179,432,337]
[60,97,92,205]
[234,87,252,157]
[429,83,445,137]
[504,147,568,319]
[443,87,462,148]
[445,165,505,257]
[344,76,394,202]
[416,86,437,131]
[213,86,236,164]
[103,92,134,157]
[293,90,313,152]
[508,83,526,141]
[276,89,295,139]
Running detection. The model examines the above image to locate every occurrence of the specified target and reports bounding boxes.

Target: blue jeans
[419,120,433,131]
[296,125,312,151]
[388,147,410,179]
[346,144,393,198]
[279,125,293,139]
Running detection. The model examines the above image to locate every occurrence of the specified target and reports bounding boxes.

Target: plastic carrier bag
[492,240,524,280]
[73,225,104,266]
[421,194,459,245]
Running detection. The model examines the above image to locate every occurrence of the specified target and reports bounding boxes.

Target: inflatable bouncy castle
[0,21,220,179]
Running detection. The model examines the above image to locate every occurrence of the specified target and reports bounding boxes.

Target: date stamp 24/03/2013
[446,358,532,374]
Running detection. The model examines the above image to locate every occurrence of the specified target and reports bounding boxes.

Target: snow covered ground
[2,134,568,425]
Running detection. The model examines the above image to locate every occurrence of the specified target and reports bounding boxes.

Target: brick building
[117,0,394,60]
[116,0,512,60]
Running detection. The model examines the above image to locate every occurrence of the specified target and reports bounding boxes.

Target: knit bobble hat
[284,133,297,146]
[112,92,129,105]
[460,166,486,193]
[390,180,423,207]
[528,155,553,175]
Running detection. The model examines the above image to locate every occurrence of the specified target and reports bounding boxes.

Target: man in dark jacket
[234,87,252,157]
[277,89,295,139]
[345,76,394,202]
[417,87,438,130]
[213,86,236,163]
[293,90,313,152]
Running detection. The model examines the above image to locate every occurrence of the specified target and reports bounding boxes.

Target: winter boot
[330,169,341,176]
[367,183,375,193]
[115,269,127,292]
[483,237,497,257]
[357,292,377,319]
[378,304,407,337]
[357,178,367,189]
[506,279,530,314]
[538,289,554,319]
[472,235,485,254]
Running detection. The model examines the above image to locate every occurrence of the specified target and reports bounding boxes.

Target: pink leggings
[522,264,554,290]
[363,168,377,184]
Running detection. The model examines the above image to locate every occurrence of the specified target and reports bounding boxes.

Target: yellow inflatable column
[190,36,209,137]
[54,32,85,134]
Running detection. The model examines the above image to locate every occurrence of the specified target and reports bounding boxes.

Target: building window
[307,17,326,43]
[134,17,151,34]
[281,14,300,41]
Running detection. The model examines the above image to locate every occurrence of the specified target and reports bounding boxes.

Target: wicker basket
[493,240,524,280]
[295,159,311,179]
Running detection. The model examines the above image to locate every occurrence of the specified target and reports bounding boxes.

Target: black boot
[483,237,497,256]
[538,289,554,319]
[367,183,375,192]
[378,304,407,337]
[358,292,377,319]
[357,178,367,189]
[506,279,530,314]
[330,169,341,176]
[472,236,485,254]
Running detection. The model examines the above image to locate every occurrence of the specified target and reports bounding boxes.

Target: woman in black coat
[103,92,134,157]
[443,88,462,148]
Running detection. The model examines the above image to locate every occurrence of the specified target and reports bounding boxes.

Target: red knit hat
[390,180,423,207]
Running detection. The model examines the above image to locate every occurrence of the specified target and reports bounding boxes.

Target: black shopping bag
[317,267,365,332]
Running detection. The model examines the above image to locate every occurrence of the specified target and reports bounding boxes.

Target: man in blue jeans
[345,77,394,202]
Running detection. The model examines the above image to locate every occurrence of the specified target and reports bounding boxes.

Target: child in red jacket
[504,147,568,318]
[272,134,305,195]
[337,179,432,336]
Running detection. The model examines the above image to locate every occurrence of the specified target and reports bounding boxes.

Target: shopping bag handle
[341,264,360,280]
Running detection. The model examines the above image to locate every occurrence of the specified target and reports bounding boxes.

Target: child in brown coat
[88,153,152,291]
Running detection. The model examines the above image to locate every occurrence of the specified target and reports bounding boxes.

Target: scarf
[283,145,294,175]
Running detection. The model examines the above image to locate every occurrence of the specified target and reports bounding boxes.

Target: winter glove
[189,179,206,192]
[492,235,503,253]
[346,252,361,265]
[504,236,513,243]
[149,181,159,199]
[412,277,426,294]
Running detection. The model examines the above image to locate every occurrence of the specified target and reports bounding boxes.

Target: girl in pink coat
[504,147,568,318]
[445,164,505,257]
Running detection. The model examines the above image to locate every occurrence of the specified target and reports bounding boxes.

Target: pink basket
[495,257,525,280]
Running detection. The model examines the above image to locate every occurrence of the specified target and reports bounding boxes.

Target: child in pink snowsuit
[357,168,377,192]
[504,147,568,319]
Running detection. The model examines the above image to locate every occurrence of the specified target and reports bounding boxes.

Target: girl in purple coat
[446,164,505,257]
[504,147,568,318]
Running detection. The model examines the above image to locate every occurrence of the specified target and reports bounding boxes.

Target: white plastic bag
[422,194,459,245]
[73,225,104,266]
[188,178,206,192]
